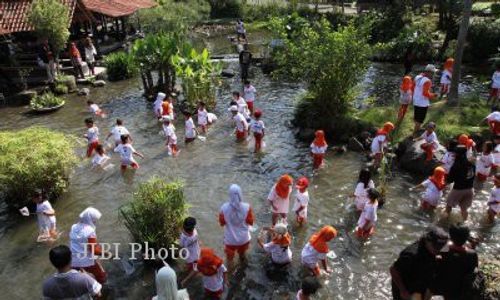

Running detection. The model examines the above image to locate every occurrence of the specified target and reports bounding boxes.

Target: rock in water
[92,80,106,87]
[221,69,235,78]
[77,88,90,96]
[397,138,446,175]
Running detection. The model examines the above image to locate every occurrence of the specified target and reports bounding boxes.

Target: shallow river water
[0,58,498,299]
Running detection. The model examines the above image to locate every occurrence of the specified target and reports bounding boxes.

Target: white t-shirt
[154,99,163,116]
[440,69,452,85]
[243,85,256,102]
[36,200,56,230]
[441,151,455,173]
[114,144,136,164]
[487,111,500,123]
[163,124,177,145]
[70,223,96,268]
[185,118,196,139]
[250,119,265,135]
[371,134,387,154]
[198,109,208,126]
[233,113,248,132]
[86,127,99,143]
[301,243,326,268]
[179,230,200,264]
[268,185,290,214]
[91,153,109,167]
[263,242,292,264]
[357,201,378,227]
[110,126,129,143]
[421,179,442,207]
[311,143,327,155]
[354,180,375,210]
[236,97,250,120]
[488,187,500,213]
[292,190,309,218]
[420,131,439,149]
[195,264,227,292]
[494,144,500,166]
[492,71,500,89]
[89,104,100,114]
[476,153,494,176]
[400,90,413,105]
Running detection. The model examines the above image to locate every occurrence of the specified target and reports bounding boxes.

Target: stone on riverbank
[396,137,446,176]
[77,88,90,96]
[221,69,235,77]
[92,80,106,87]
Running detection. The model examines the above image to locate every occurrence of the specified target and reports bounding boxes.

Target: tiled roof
[81,0,157,18]
[0,0,76,34]
[113,0,156,9]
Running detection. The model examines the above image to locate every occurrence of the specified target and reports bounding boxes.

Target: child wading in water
[84,118,99,158]
[179,217,200,271]
[301,226,337,276]
[410,167,446,210]
[352,168,375,212]
[487,173,500,223]
[114,134,144,171]
[414,122,439,161]
[183,111,198,144]
[106,119,131,147]
[250,109,265,152]
[311,130,328,169]
[257,221,292,265]
[87,101,105,118]
[243,80,257,114]
[182,248,227,299]
[476,141,495,183]
[268,175,293,225]
[162,116,178,157]
[296,277,321,300]
[91,144,110,169]
[33,189,58,242]
[197,102,209,134]
[487,64,500,105]
[230,105,249,142]
[293,177,310,225]
[397,75,413,123]
[440,139,457,175]
[356,188,380,238]
[371,122,395,169]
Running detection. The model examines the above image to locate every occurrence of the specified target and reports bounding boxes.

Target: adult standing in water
[239,47,252,81]
[390,227,449,300]
[69,207,108,284]
[412,64,437,136]
[445,145,475,221]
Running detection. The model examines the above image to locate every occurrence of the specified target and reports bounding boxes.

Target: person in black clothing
[38,39,57,83]
[445,145,475,221]
[239,48,252,80]
[434,225,479,300]
[390,227,449,300]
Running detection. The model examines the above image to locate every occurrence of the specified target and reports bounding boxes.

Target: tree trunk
[448,0,472,106]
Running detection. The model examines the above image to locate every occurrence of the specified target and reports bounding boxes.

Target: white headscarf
[227,184,246,225]
[79,207,102,228]
[156,92,166,102]
[153,262,189,300]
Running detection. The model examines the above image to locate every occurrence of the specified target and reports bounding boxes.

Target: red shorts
[313,154,324,169]
[247,101,254,113]
[204,288,223,298]
[121,162,139,170]
[491,88,499,98]
[185,137,195,143]
[356,226,375,239]
[421,201,437,210]
[440,83,450,94]
[236,130,247,140]
[476,172,488,182]
[310,265,321,276]
[87,141,99,157]
[224,242,249,258]
[254,132,263,147]
[82,263,107,284]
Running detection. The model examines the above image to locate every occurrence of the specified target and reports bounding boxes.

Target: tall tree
[448,0,472,105]
[28,0,70,52]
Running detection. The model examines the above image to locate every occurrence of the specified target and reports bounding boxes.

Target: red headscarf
[196,248,223,276]
[272,232,292,246]
[70,43,80,58]
[444,58,454,72]
[313,130,327,147]
[377,122,395,136]
[458,134,474,149]
[429,166,446,190]
[309,225,337,253]
[275,175,293,198]
[400,76,413,92]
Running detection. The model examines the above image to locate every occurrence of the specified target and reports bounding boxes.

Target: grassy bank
[356,96,491,142]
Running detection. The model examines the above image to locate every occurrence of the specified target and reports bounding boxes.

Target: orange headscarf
[444,58,454,72]
[70,43,80,58]
[196,248,223,276]
[313,130,327,147]
[429,166,446,190]
[161,101,171,115]
[458,134,474,148]
[309,225,337,253]
[377,122,395,136]
[275,175,293,199]
[272,232,292,246]
[400,76,413,92]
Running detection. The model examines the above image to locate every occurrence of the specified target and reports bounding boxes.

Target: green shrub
[54,83,68,95]
[0,127,77,208]
[466,19,500,62]
[30,92,65,110]
[242,2,289,22]
[492,3,500,18]
[120,177,189,250]
[103,51,137,81]
[28,0,70,52]
[209,0,243,18]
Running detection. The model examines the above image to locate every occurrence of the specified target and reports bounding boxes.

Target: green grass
[356,96,491,142]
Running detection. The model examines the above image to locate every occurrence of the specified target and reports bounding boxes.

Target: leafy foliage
[27,0,70,52]
[103,52,137,81]
[0,127,77,208]
[208,0,243,18]
[120,177,189,250]
[466,19,500,62]
[30,92,65,110]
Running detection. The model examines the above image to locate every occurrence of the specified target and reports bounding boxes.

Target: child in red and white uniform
[352,168,375,212]
[182,248,227,299]
[301,226,337,276]
[310,130,328,169]
[371,122,395,168]
[87,101,104,117]
[487,173,500,223]
[179,217,200,271]
[243,80,257,114]
[268,175,293,225]
[257,222,292,265]
[91,144,110,169]
[106,119,131,147]
[230,105,249,141]
[440,58,454,98]
[153,92,166,118]
[161,96,174,121]
[162,116,178,157]
[250,109,265,152]
[183,111,198,144]
[356,188,379,238]
[33,189,57,241]
[476,141,495,182]
[197,102,209,134]
[114,134,143,171]
[414,122,439,161]
[410,167,446,210]
[482,108,500,136]
[233,91,251,121]
[296,277,321,300]
[398,76,413,122]
[84,118,99,157]
[293,177,310,225]
[440,139,457,175]
[487,65,500,105]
